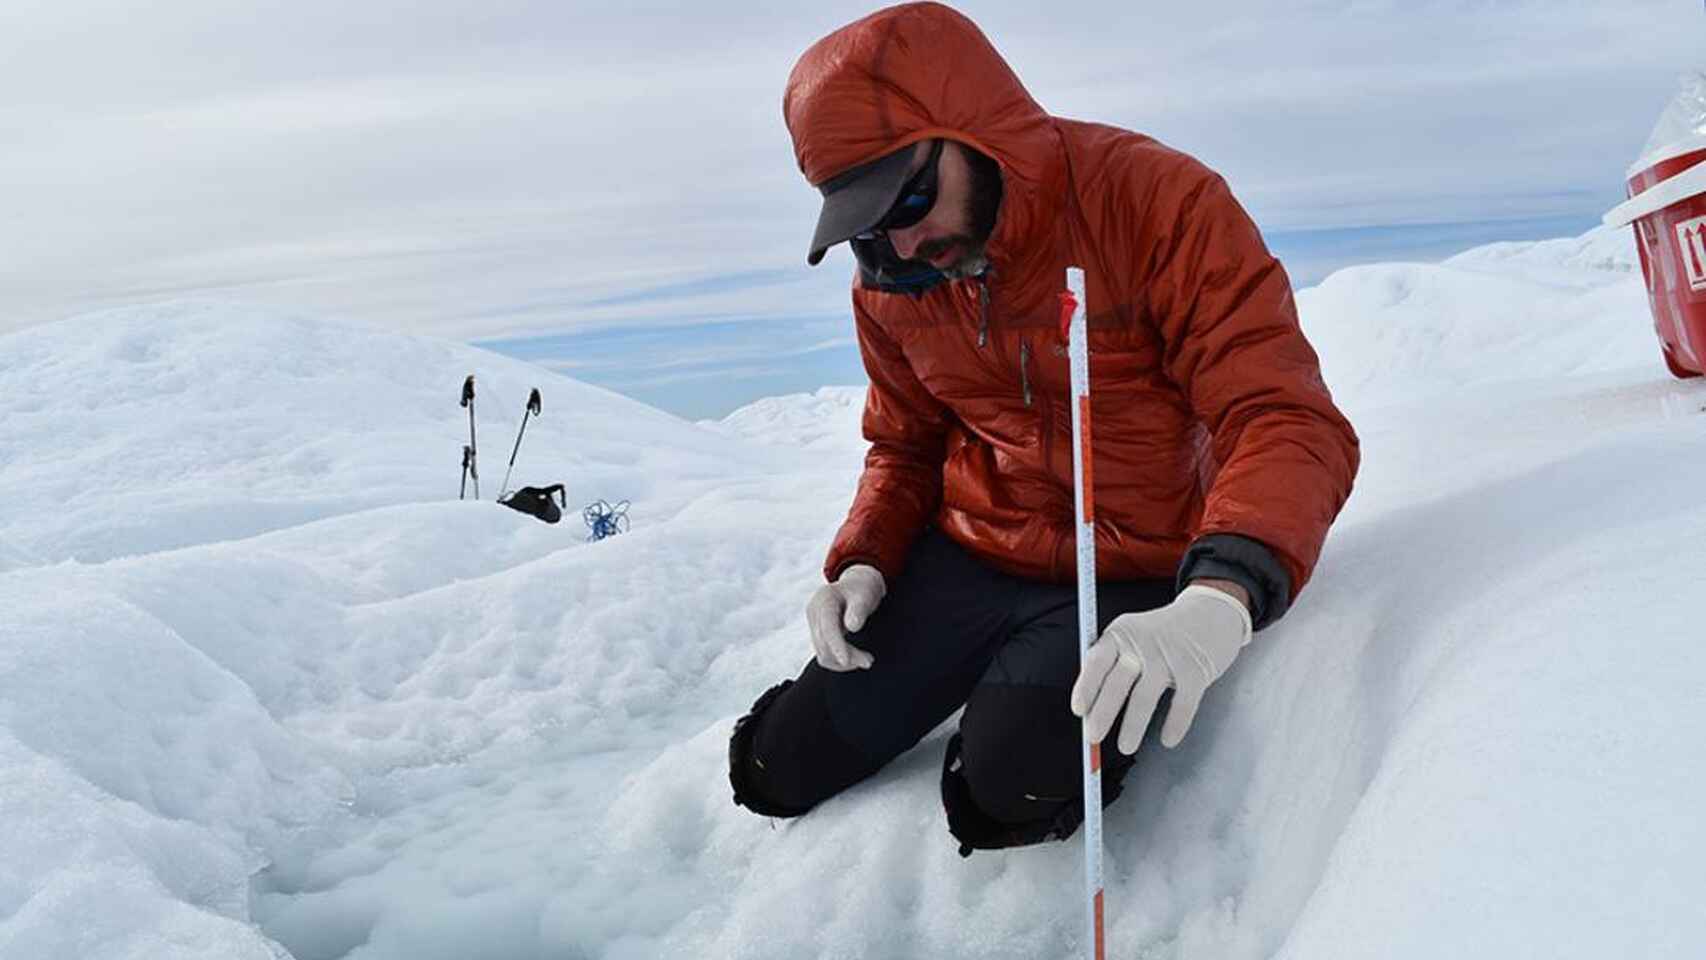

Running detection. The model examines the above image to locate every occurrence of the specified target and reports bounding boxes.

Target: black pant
[729,528,1176,852]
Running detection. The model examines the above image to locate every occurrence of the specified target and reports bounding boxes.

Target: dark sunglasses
[854,139,943,240]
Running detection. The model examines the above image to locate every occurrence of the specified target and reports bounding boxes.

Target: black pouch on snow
[498,484,566,524]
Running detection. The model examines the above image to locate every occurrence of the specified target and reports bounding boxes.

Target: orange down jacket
[786,3,1359,621]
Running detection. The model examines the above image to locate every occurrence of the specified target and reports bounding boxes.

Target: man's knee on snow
[729,679,812,816]
[957,684,1084,824]
[942,684,1138,856]
[728,672,878,817]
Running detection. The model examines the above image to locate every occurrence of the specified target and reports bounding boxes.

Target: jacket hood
[783,2,1069,274]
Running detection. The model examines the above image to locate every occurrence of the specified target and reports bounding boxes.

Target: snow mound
[1440,222,1639,278]
[4,227,1706,960]
[706,385,867,454]
[1298,226,1651,408]
[0,300,780,565]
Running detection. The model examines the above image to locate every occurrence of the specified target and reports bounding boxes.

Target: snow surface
[3,226,1704,959]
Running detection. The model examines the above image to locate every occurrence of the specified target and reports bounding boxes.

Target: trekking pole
[460,374,479,500]
[499,388,542,498]
[1061,267,1105,960]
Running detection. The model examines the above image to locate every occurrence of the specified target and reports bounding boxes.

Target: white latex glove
[1069,584,1254,754]
[806,564,886,671]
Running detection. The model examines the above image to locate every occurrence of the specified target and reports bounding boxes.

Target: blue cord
[583,499,630,542]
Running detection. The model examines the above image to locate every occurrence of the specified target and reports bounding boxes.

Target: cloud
[579,269,798,309]
[2,0,1701,351]
[606,364,789,389]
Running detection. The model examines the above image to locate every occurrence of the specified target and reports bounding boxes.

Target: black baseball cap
[806,141,925,266]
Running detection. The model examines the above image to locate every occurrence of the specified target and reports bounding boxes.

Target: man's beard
[914,146,1003,280]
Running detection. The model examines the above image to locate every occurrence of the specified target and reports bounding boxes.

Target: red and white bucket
[1604,101,1706,379]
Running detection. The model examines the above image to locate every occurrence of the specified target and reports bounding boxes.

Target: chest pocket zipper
[1019,339,1033,407]
[976,275,991,348]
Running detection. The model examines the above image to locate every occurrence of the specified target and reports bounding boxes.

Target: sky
[2,0,1702,418]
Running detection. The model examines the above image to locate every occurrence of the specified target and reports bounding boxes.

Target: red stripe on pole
[1094,890,1106,960]
[1089,742,1101,774]
[1058,290,1078,342]
[1078,395,1095,522]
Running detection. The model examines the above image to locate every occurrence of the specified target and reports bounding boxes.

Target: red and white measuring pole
[1059,267,1105,960]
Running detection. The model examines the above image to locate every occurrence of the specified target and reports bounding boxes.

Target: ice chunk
[1639,71,1706,159]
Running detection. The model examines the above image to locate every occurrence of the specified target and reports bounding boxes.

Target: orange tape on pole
[1094,890,1106,960]
[1078,395,1095,523]
[1058,290,1078,341]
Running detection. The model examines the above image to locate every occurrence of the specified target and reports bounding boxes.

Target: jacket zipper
[975,271,991,348]
[1019,339,1033,407]
[1034,338,1062,580]
[1034,343,1053,474]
